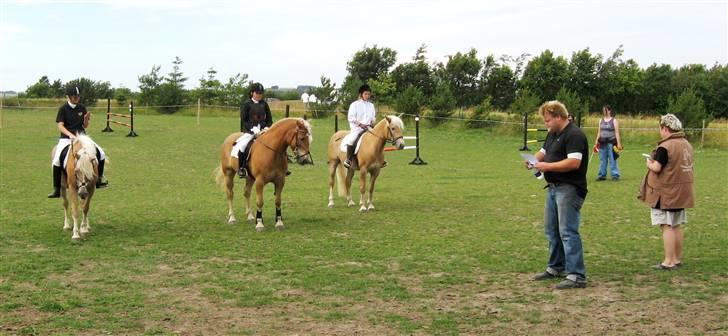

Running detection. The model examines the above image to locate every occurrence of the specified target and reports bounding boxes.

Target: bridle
[365,120,403,145]
[256,125,312,163]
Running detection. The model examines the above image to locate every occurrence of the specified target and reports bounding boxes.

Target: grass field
[1,108,727,335]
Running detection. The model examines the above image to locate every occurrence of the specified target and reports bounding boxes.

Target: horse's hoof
[255,225,265,232]
[359,206,367,212]
[72,235,81,241]
[275,222,285,231]
[347,201,355,207]
[63,226,71,231]
[227,218,237,225]
[327,201,334,208]
[367,204,375,211]
[247,215,255,222]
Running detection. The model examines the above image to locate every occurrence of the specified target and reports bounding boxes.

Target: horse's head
[72,136,99,200]
[385,116,406,150]
[290,119,314,165]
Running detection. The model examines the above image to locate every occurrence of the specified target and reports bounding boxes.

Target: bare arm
[57,122,76,139]
[646,158,662,173]
[613,118,622,149]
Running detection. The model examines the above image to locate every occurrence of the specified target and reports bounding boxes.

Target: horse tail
[336,163,347,197]
[214,166,225,191]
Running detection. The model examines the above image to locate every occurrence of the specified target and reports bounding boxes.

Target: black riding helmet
[66,86,80,97]
[358,84,371,94]
[250,82,265,94]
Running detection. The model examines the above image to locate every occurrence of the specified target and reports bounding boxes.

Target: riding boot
[96,159,108,188]
[47,166,62,198]
[238,152,247,178]
[343,145,354,168]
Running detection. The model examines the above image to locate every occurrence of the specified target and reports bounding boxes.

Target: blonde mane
[74,135,98,181]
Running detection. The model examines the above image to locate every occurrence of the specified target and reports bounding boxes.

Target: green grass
[1,108,727,335]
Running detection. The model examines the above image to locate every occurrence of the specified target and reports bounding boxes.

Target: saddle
[59,145,71,171]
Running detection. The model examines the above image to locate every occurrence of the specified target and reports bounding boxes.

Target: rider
[235,82,272,178]
[343,84,376,168]
[48,85,108,198]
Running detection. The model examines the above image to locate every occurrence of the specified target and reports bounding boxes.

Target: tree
[520,50,569,102]
[706,64,728,119]
[566,48,602,110]
[440,48,483,107]
[138,65,164,106]
[555,88,587,121]
[308,76,338,118]
[158,56,188,113]
[481,55,517,110]
[390,44,435,98]
[368,74,397,106]
[429,83,456,124]
[24,76,52,98]
[666,89,711,130]
[50,79,64,98]
[340,45,397,106]
[467,97,493,129]
[219,73,249,106]
[510,88,541,118]
[394,85,425,117]
[641,63,674,114]
[194,67,222,104]
[114,86,132,105]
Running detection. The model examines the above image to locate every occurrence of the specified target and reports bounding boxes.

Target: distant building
[296,85,315,94]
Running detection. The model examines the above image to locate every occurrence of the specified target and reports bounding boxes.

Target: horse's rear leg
[274,181,284,231]
[244,178,255,222]
[254,179,265,232]
[224,170,237,224]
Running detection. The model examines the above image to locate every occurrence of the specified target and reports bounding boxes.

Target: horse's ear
[385,116,392,123]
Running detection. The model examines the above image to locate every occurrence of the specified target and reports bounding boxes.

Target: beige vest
[638,132,695,209]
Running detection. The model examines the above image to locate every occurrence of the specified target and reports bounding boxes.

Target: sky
[1,0,726,92]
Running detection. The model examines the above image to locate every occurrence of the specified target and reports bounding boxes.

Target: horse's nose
[79,190,89,200]
[397,140,405,150]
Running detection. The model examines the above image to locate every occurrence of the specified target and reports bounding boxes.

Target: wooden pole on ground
[197,98,201,125]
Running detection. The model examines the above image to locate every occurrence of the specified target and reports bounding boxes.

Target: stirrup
[343,160,351,168]
[47,189,60,198]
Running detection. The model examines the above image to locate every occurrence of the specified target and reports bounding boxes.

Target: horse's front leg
[367,170,380,211]
[62,188,71,231]
[274,180,284,231]
[327,162,336,208]
[80,197,91,236]
[359,170,368,212]
[254,179,265,232]
[244,177,254,222]
[70,192,81,240]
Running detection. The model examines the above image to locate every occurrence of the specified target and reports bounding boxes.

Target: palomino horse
[216,118,313,231]
[55,135,103,240]
[327,115,405,211]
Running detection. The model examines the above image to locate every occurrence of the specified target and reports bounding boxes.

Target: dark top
[652,146,682,211]
[55,102,88,139]
[542,122,589,198]
[240,99,272,133]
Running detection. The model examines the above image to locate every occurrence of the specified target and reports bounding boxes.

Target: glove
[251,126,261,135]
[592,143,600,153]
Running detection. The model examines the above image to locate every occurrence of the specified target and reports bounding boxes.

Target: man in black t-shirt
[526,101,589,289]
[48,86,108,198]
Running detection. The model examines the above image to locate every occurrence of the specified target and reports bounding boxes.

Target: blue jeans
[598,144,620,179]
[544,183,586,280]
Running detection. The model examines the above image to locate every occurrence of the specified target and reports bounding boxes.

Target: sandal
[652,263,676,270]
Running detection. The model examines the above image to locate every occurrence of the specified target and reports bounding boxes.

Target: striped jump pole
[101,100,138,136]
[520,112,546,151]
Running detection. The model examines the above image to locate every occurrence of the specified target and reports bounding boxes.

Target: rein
[365,122,402,145]
[256,124,311,162]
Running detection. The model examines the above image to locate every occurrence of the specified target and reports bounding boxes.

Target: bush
[467,97,492,128]
[394,85,424,117]
[666,88,712,129]
[509,88,541,119]
[429,84,456,124]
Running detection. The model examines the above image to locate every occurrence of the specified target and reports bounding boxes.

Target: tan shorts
[651,208,687,227]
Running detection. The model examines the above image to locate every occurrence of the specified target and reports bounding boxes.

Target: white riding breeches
[340,128,366,152]
[51,138,106,167]
[231,133,254,158]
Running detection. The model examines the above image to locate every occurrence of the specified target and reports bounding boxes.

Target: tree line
[21,45,725,128]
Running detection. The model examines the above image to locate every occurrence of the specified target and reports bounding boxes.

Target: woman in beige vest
[638,114,695,270]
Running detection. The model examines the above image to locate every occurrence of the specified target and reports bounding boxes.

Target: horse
[327,115,405,211]
[56,135,103,240]
[215,118,313,231]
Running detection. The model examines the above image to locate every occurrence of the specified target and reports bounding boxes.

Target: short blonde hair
[660,114,683,132]
[539,100,569,118]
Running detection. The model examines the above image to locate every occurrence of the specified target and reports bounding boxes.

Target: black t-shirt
[542,122,589,198]
[55,102,88,138]
[653,147,668,167]
[240,99,272,133]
